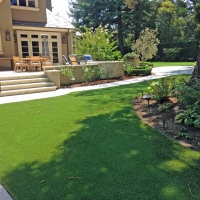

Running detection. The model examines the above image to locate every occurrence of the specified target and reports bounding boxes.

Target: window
[0,32,3,54]
[10,0,37,8]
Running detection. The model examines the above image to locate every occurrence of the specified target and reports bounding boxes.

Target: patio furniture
[68,54,80,65]
[13,56,29,72]
[62,55,70,65]
[42,56,53,67]
[83,54,93,62]
[29,56,42,71]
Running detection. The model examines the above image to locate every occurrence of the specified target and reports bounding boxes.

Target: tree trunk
[187,53,200,85]
[117,7,124,55]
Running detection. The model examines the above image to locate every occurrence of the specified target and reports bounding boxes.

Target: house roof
[13,9,75,30]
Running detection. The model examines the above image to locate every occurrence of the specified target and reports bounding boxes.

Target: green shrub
[163,47,183,61]
[94,65,104,80]
[155,40,199,61]
[148,77,175,102]
[158,102,173,112]
[76,26,122,61]
[60,66,74,80]
[82,65,95,82]
[139,61,154,67]
[123,52,139,61]
[132,67,152,75]
[125,63,135,76]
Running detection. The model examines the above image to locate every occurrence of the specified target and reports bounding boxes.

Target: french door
[17,31,61,64]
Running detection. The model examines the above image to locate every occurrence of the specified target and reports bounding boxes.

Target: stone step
[1,82,54,91]
[0,73,46,81]
[0,86,57,97]
[0,78,50,86]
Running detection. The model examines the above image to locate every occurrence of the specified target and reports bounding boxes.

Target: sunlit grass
[152,61,195,67]
[0,80,200,200]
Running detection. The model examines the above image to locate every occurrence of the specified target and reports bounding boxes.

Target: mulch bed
[133,97,200,152]
[61,75,144,88]
[62,75,200,152]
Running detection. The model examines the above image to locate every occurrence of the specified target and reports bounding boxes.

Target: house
[0,0,76,70]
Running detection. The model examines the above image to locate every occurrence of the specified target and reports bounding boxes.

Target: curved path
[0,66,194,105]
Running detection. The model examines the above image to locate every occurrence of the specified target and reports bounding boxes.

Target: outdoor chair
[42,56,53,67]
[62,55,70,65]
[83,54,93,62]
[30,56,42,71]
[68,54,80,65]
[13,56,29,72]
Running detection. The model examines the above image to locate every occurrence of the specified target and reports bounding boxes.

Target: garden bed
[133,97,200,152]
[61,75,145,88]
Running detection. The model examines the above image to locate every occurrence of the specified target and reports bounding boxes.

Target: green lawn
[152,61,195,67]
[1,81,200,200]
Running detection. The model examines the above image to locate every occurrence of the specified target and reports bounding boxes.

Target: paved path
[0,66,194,105]
[0,66,194,200]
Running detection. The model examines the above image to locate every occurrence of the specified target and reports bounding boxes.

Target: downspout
[65,29,70,56]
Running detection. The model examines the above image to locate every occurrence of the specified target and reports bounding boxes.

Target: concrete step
[0,78,50,86]
[1,82,54,91]
[0,73,46,81]
[0,86,57,97]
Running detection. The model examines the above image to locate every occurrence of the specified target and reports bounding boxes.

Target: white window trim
[11,5,39,11]
[0,32,3,54]
[11,0,39,9]
[16,31,62,63]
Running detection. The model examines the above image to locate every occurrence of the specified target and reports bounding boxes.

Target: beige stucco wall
[11,0,47,23]
[46,0,52,11]
[43,61,124,86]
[0,0,15,68]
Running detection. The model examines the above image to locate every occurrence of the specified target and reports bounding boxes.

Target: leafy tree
[131,28,160,62]
[76,26,121,61]
[69,0,135,55]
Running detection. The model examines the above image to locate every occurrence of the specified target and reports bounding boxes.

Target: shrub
[123,52,139,61]
[163,47,183,61]
[155,40,200,61]
[148,77,175,102]
[82,65,95,82]
[173,78,200,128]
[125,63,135,76]
[131,66,152,76]
[76,25,122,61]
[94,65,104,80]
[139,61,154,67]
[60,66,74,80]
[158,102,173,112]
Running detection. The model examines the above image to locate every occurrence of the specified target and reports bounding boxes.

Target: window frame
[0,32,3,54]
[10,0,38,8]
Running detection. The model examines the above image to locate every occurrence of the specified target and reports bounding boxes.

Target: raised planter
[43,61,124,87]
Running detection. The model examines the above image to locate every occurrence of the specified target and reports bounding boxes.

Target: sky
[51,0,69,16]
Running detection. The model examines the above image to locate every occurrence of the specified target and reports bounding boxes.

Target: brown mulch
[61,75,144,88]
[133,97,200,152]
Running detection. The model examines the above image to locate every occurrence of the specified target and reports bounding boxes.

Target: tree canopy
[68,0,200,57]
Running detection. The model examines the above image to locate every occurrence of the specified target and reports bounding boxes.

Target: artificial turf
[0,81,200,200]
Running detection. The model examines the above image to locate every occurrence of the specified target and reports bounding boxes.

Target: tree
[69,0,136,55]
[75,26,121,61]
[131,28,160,62]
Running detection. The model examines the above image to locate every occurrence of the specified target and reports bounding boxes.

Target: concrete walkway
[0,66,193,105]
[0,66,194,200]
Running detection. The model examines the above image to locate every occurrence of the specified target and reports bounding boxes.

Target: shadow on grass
[2,104,200,200]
